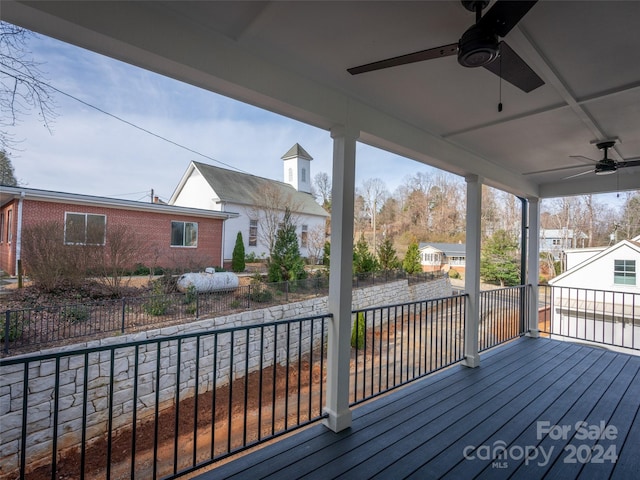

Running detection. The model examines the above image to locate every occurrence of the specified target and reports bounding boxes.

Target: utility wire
[0,65,252,175]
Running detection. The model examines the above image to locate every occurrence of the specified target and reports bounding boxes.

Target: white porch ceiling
[4,1,640,199]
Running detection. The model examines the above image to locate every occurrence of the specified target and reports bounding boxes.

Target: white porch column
[323,125,358,432]
[463,175,482,368]
[527,197,541,337]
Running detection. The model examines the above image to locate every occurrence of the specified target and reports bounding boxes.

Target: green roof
[192,161,328,217]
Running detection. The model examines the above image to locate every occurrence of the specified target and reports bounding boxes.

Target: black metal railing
[349,294,466,405]
[539,284,640,351]
[478,285,529,352]
[0,313,330,480]
[2,271,441,355]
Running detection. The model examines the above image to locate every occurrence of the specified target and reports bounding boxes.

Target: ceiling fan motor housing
[458,24,499,67]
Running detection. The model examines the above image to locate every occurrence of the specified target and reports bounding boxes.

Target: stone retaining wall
[0,277,452,476]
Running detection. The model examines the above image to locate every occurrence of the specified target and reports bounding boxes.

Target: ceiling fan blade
[564,169,595,180]
[482,41,544,92]
[569,155,598,165]
[523,163,596,176]
[347,43,458,75]
[619,158,640,168]
[478,0,538,37]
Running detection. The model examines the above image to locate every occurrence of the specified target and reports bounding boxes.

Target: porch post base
[527,329,540,338]
[462,354,481,368]
[323,407,352,433]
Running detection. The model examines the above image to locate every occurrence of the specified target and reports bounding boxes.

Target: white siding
[172,170,219,210]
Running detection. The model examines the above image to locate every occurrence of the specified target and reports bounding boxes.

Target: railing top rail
[539,284,640,297]
[479,284,531,294]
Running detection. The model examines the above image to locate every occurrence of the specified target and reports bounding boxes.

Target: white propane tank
[176,270,239,293]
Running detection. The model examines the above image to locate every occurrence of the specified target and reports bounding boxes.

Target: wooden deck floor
[195,337,640,479]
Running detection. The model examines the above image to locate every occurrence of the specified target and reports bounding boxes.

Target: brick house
[0,186,235,276]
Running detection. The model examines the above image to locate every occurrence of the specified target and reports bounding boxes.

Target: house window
[301,168,306,182]
[614,260,636,285]
[301,224,308,248]
[0,213,4,243]
[65,212,106,245]
[288,168,293,182]
[249,219,258,246]
[552,239,561,246]
[171,221,198,247]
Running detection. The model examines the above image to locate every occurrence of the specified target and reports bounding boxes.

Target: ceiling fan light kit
[457,25,499,67]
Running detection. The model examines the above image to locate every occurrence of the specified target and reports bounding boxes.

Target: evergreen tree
[268,209,306,283]
[353,233,378,274]
[403,240,422,274]
[377,236,399,271]
[323,241,330,266]
[480,229,521,286]
[231,231,246,272]
[0,150,18,186]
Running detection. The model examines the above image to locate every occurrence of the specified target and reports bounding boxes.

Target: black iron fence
[2,271,441,355]
[478,285,530,352]
[350,294,467,405]
[539,284,640,351]
[0,313,331,480]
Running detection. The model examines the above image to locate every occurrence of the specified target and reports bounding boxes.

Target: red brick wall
[1,198,224,275]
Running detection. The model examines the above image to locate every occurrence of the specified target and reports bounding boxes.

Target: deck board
[195,338,640,479]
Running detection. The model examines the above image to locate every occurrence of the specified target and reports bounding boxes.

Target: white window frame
[614,259,636,285]
[64,212,106,245]
[171,221,198,247]
[249,219,258,247]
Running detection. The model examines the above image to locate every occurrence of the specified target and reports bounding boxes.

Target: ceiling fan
[564,141,640,179]
[347,0,544,93]
[523,140,640,178]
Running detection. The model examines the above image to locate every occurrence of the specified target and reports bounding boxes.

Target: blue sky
[8,29,434,203]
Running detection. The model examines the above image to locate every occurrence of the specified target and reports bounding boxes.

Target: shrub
[232,232,246,272]
[0,312,26,342]
[351,312,366,349]
[250,285,273,303]
[21,221,89,291]
[63,305,91,323]
[143,282,172,316]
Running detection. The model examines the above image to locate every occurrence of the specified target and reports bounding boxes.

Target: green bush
[63,305,91,323]
[448,269,460,279]
[250,285,273,303]
[0,312,26,342]
[143,282,172,316]
[351,312,366,349]
[183,285,197,304]
[232,232,246,272]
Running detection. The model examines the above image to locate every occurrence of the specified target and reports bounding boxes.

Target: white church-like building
[169,144,328,266]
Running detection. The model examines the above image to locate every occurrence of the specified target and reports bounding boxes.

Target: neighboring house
[540,228,588,260]
[0,186,235,276]
[563,246,606,271]
[169,144,329,264]
[418,242,466,273]
[547,235,640,350]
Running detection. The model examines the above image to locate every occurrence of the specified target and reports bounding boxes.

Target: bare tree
[247,183,302,257]
[359,177,388,252]
[313,172,332,211]
[0,22,57,152]
[306,224,326,265]
[93,224,149,295]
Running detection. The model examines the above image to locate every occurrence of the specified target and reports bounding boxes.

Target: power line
[0,65,252,175]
